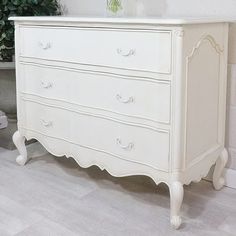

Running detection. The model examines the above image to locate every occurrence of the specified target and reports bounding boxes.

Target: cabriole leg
[213,148,228,190]
[169,181,184,229]
[12,131,28,166]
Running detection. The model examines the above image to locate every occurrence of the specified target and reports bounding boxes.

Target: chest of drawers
[10,17,229,229]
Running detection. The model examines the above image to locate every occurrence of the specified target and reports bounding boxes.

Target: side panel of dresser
[173,23,229,184]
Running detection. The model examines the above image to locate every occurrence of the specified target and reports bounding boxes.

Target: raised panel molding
[187,35,224,63]
[185,34,224,167]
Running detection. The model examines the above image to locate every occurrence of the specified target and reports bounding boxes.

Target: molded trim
[21,128,170,173]
[21,97,170,133]
[184,34,223,169]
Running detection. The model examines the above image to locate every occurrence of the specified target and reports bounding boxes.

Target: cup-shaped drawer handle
[41,81,53,89]
[117,48,135,57]
[41,119,53,127]
[116,94,134,104]
[38,42,52,50]
[116,138,134,151]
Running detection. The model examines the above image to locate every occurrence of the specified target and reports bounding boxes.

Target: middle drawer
[20,64,171,124]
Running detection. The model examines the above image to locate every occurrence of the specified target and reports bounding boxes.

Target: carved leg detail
[213,148,228,190]
[12,131,28,166]
[169,181,184,230]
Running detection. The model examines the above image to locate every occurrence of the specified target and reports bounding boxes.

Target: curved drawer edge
[20,128,170,176]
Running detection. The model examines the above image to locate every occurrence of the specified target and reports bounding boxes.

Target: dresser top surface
[9,16,234,25]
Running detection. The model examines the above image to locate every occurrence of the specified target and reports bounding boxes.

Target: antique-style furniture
[10,17,229,229]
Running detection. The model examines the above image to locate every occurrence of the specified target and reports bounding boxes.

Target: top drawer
[19,26,172,74]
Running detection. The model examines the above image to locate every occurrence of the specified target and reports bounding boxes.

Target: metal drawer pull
[116,138,134,151]
[41,81,53,89]
[41,119,53,127]
[38,42,52,50]
[117,48,135,57]
[116,94,134,104]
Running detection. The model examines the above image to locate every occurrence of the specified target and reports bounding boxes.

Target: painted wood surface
[11,17,230,229]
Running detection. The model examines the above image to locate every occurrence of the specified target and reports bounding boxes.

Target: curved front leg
[169,181,184,229]
[213,148,228,190]
[12,131,28,166]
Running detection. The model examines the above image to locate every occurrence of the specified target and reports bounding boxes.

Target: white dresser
[10,17,229,229]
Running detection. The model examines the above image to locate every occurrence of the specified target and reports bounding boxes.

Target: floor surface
[0,143,236,236]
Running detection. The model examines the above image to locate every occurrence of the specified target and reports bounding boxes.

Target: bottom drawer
[20,100,170,172]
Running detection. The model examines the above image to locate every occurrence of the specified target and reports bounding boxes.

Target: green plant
[107,0,123,14]
[0,0,62,62]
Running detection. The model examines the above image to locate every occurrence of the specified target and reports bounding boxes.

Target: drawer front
[20,27,172,74]
[20,100,70,140]
[21,64,171,124]
[21,100,170,171]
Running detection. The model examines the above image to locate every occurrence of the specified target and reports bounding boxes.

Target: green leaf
[31,0,39,4]
[2,0,8,5]
[0,20,5,26]
[11,0,21,6]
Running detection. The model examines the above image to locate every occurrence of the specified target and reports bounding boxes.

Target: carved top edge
[174,29,185,37]
[187,35,224,62]
[9,16,233,25]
